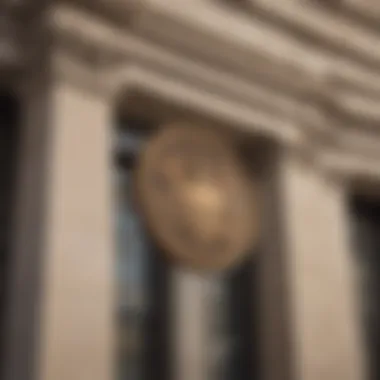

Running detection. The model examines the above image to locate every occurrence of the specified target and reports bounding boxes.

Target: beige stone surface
[36,1,380,379]
[172,271,208,380]
[39,79,114,380]
[280,151,366,380]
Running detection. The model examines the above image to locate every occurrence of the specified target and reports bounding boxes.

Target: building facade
[2,0,380,380]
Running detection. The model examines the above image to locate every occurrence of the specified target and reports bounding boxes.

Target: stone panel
[279,150,366,380]
[39,79,114,380]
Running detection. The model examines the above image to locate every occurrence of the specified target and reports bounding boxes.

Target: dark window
[114,118,260,380]
[349,195,380,380]
[0,89,21,372]
[114,119,172,380]
[207,257,260,380]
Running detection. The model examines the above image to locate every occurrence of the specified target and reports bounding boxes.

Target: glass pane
[349,196,380,380]
[207,259,259,380]
[207,279,231,380]
[115,164,149,380]
[114,121,259,380]
[114,121,151,380]
[0,91,21,369]
[114,121,171,380]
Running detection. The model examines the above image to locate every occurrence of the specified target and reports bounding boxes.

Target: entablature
[51,1,380,183]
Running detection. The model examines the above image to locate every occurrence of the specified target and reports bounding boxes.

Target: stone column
[172,270,209,380]
[39,79,114,380]
[279,149,366,380]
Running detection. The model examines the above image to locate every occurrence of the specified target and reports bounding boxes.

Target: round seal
[135,123,258,272]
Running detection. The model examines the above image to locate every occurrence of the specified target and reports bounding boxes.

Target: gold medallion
[135,123,258,272]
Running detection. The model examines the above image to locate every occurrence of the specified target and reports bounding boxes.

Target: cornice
[135,1,380,94]
[62,1,380,99]
[246,0,380,69]
[61,0,140,27]
[317,150,380,181]
[51,5,380,127]
[50,6,318,128]
[51,2,380,182]
[61,1,380,98]
[52,46,303,147]
[342,0,380,23]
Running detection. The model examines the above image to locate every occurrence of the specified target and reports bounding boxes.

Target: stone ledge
[247,0,380,68]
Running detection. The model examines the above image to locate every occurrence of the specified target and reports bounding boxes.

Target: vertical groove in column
[256,146,295,380]
[2,77,52,380]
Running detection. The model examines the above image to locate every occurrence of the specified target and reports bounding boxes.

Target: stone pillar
[279,149,366,380]
[172,270,208,380]
[39,79,114,380]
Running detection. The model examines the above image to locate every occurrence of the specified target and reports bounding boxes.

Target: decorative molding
[62,0,142,28]
[59,1,380,100]
[317,150,380,181]
[51,2,380,181]
[344,0,380,21]
[135,1,380,95]
[51,45,303,149]
[51,5,380,127]
[247,0,380,68]
[60,1,380,96]
[51,49,111,97]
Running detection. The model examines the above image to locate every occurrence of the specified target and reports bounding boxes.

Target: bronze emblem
[135,123,258,272]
